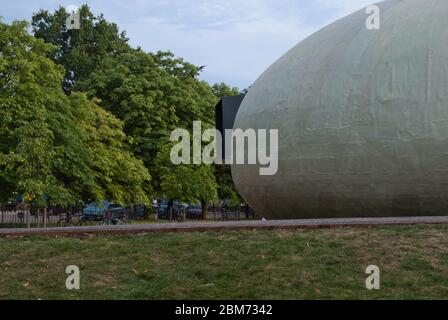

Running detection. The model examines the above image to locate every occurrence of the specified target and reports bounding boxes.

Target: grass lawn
[0,225,447,300]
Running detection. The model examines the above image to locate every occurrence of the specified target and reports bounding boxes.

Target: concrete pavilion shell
[231,0,448,219]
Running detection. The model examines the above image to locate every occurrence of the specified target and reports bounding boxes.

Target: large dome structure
[232,0,448,219]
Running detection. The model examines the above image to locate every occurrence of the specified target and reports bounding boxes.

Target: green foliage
[75,49,218,198]
[2,5,245,208]
[214,165,240,202]
[152,51,218,128]
[211,82,241,98]
[0,20,68,205]
[156,143,217,205]
[0,21,150,207]
[66,93,151,206]
[75,50,178,162]
[32,5,130,93]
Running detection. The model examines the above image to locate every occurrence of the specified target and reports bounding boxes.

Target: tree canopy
[32,5,130,93]
[0,4,246,211]
[0,21,150,207]
[75,49,218,196]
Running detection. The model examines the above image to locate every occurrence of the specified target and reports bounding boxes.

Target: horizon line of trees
[0,5,245,218]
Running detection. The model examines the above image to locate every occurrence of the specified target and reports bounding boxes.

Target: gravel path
[1,216,448,237]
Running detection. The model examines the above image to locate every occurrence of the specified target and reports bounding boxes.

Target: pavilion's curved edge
[231,0,448,219]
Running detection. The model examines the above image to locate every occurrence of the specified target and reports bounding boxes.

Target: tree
[75,50,178,163]
[31,5,130,93]
[1,20,68,207]
[152,51,218,128]
[63,93,152,206]
[156,144,217,218]
[75,49,218,195]
[211,82,240,98]
[0,21,150,208]
[30,5,242,208]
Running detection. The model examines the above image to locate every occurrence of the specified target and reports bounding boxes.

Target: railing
[0,205,84,228]
[0,204,257,229]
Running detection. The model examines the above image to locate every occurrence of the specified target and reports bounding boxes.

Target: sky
[1,0,377,89]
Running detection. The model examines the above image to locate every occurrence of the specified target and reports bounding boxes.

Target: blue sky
[1,0,376,88]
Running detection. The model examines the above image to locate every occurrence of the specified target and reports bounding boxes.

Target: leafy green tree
[75,50,177,162]
[1,20,68,206]
[156,144,217,218]
[67,93,151,206]
[152,51,218,128]
[211,82,240,98]
[30,5,242,208]
[31,5,130,92]
[75,49,218,195]
[0,21,150,208]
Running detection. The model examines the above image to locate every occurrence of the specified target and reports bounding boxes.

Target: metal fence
[0,204,257,229]
[0,205,83,229]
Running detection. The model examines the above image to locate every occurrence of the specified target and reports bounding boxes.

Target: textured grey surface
[232,0,448,219]
[1,216,448,236]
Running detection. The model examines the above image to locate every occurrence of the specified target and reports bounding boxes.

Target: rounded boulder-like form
[232,0,448,219]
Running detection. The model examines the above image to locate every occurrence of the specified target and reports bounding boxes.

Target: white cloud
[2,0,380,88]
[117,0,317,87]
[316,0,379,12]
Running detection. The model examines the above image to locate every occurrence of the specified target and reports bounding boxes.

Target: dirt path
[1,216,448,237]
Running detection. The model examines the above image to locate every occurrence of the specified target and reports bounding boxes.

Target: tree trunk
[143,206,148,220]
[201,198,209,220]
[43,207,47,228]
[168,200,173,221]
[26,205,31,229]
